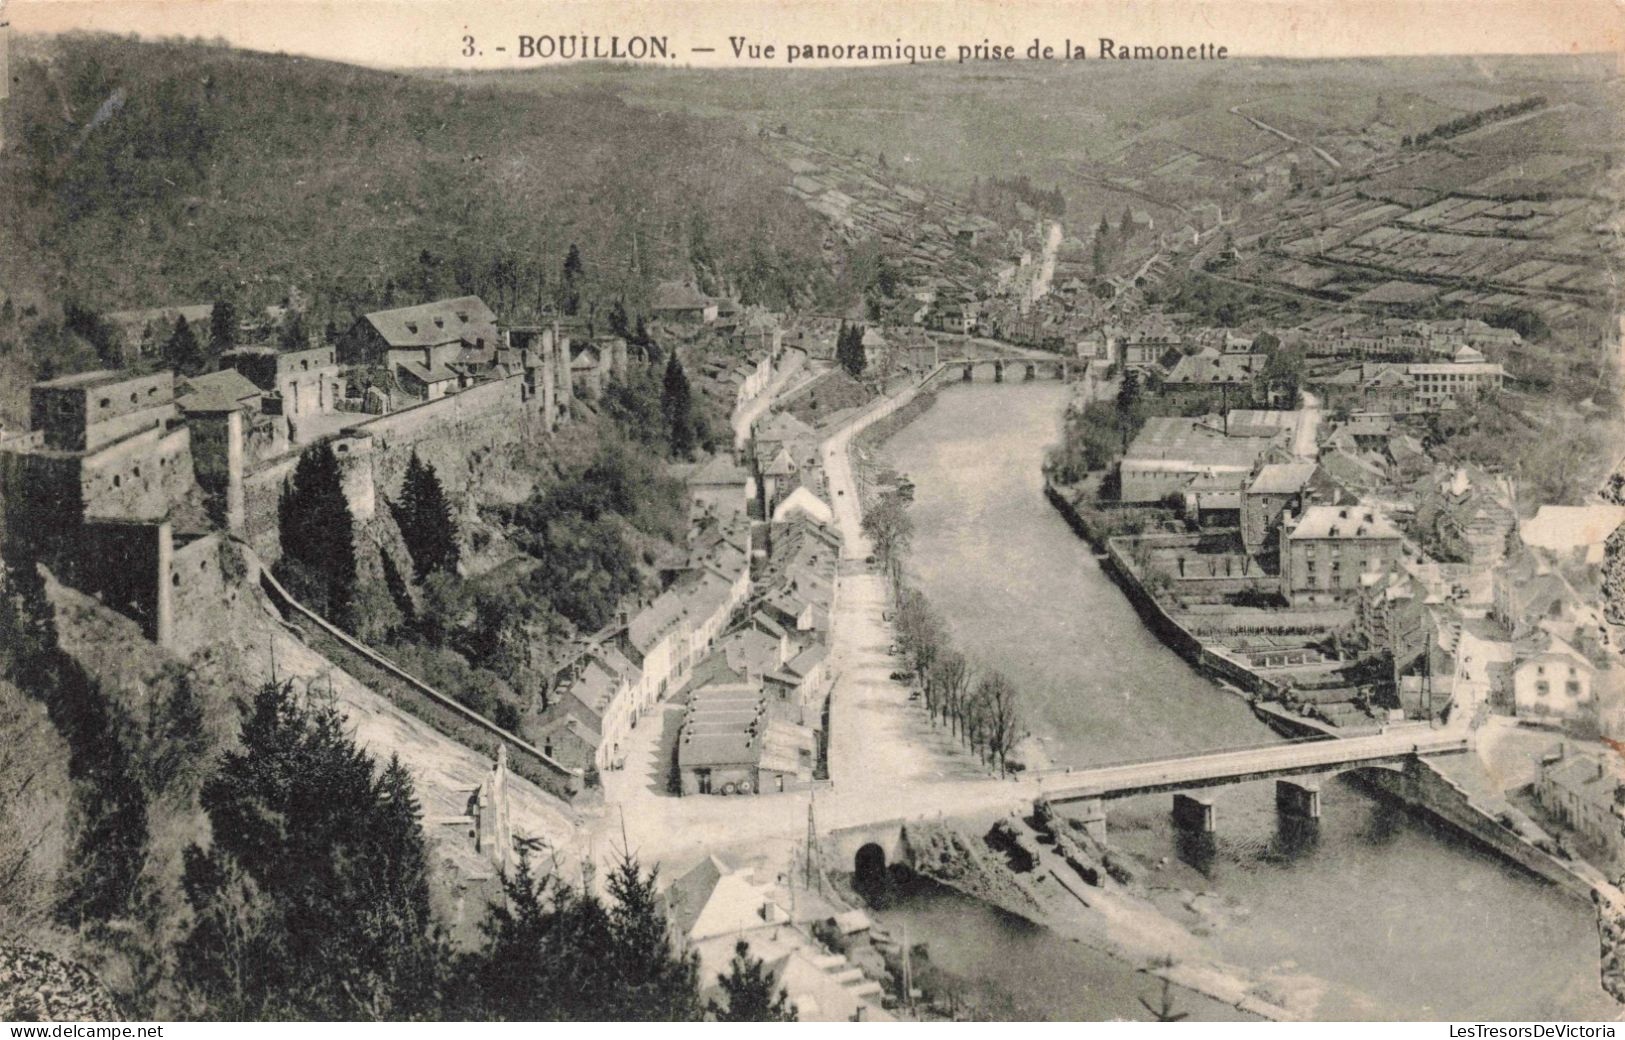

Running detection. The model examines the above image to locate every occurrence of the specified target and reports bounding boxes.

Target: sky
[8,0,1625,70]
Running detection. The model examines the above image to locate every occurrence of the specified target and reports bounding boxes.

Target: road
[730,347,809,448]
[1229,104,1341,169]
[1294,390,1323,459]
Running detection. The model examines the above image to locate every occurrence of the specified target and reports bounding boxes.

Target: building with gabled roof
[651,281,720,324]
[338,296,500,365]
[1280,504,1404,605]
[1535,745,1625,868]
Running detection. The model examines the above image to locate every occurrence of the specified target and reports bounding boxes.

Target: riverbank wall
[1045,482,1354,739]
[1352,758,1602,904]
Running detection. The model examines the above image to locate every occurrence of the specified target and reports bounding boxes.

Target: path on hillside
[1025,220,1064,304]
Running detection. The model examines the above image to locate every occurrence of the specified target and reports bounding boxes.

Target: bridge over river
[1038,727,1469,802]
[938,355,1074,382]
[822,726,1471,869]
[1033,726,1470,838]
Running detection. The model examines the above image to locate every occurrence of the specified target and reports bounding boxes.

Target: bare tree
[861,493,914,594]
[942,651,973,737]
[977,670,1022,775]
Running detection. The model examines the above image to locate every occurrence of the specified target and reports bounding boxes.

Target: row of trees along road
[861,490,1024,774]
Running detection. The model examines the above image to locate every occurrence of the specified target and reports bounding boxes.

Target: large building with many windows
[1280,504,1404,605]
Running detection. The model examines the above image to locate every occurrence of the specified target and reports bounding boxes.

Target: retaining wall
[256,556,583,802]
[1354,758,1598,903]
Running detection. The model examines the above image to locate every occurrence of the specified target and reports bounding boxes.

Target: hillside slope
[0,35,835,378]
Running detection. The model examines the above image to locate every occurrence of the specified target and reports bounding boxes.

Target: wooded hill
[1,33,838,351]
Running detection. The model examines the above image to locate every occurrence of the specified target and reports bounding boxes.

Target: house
[535,645,644,773]
[1279,504,1404,605]
[1357,569,1437,685]
[772,485,834,526]
[1118,415,1288,505]
[175,368,264,416]
[569,343,611,397]
[663,857,892,1022]
[1241,461,1321,556]
[1413,467,1517,569]
[1534,746,1625,865]
[1406,356,1507,410]
[930,299,978,336]
[1074,329,1114,362]
[1361,367,1416,415]
[687,455,752,521]
[1181,469,1248,526]
[1162,348,1262,389]
[676,682,816,796]
[651,282,719,324]
[338,296,500,366]
[221,343,343,418]
[1513,632,1597,723]
[395,353,460,402]
[1120,322,1183,368]
[1492,552,1596,642]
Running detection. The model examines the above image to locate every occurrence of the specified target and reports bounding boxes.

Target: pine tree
[608,299,630,339]
[208,300,237,356]
[276,443,358,627]
[606,853,702,1020]
[63,302,122,368]
[163,315,206,375]
[710,941,796,1022]
[278,312,307,351]
[178,682,448,1019]
[397,451,460,581]
[837,323,867,379]
[562,243,584,316]
[661,352,695,459]
[1119,206,1134,240]
[454,851,703,1020]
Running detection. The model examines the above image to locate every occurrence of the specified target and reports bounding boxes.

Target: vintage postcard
[0,0,1622,1026]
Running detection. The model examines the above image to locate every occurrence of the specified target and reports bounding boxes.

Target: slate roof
[1288,504,1401,541]
[361,297,498,349]
[1248,462,1318,496]
[176,368,263,412]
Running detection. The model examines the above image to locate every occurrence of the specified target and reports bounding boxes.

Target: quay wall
[1352,758,1599,903]
[1045,481,1329,735]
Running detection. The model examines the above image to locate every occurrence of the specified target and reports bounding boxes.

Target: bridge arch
[854,842,887,885]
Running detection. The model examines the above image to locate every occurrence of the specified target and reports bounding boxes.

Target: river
[873,381,1615,1021]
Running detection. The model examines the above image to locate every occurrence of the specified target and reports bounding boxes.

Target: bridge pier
[1171,793,1216,834]
[993,361,1004,383]
[961,363,972,382]
[1074,797,1108,842]
[1275,779,1321,821]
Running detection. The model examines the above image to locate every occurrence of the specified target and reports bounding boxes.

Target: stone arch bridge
[941,356,1073,383]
